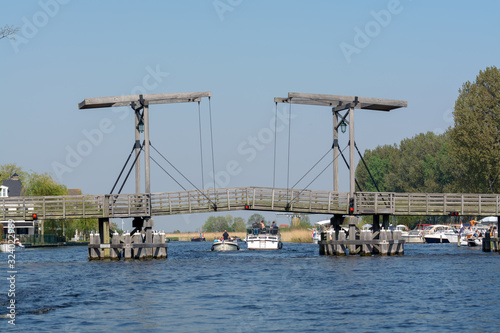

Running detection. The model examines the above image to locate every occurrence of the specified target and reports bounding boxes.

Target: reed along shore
[164,228,313,243]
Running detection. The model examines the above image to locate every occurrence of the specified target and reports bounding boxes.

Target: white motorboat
[246,228,282,250]
[211,239,239,251]
[423,225,455,243]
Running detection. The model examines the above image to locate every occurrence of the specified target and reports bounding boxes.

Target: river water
[1,241,499,332]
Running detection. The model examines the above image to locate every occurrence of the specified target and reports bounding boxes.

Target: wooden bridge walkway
[1,187,499,221]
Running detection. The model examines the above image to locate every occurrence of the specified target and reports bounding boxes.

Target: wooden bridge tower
[79,92,211,259]
[275,92,408,255]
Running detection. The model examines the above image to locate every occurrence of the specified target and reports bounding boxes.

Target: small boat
[467,237,482,247]
[191,236,206,242]
[458,223,491,247]
[211,239,239,251]
[246,227,282,250]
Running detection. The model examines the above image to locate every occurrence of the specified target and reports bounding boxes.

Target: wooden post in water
[144,218,154,258]
[373,215,381,232]
[379,230,388,255]
[382,215,390,230]
[483,232,491,252]
[98,218,110,258]
[123,232,132,259]
[360,230,371,256]
[133,233,144,259]
[111,232,121,260]
[337,230,347,255]
[89,233,100,260]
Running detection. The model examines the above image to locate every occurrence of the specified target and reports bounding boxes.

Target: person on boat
[260,221,266,233]
[223,230,229,241]
[252,221,259,235]
[271,221,277,229]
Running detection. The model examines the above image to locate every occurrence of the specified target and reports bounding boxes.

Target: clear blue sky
[1,0,499,231]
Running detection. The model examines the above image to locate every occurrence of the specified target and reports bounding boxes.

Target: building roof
[67,189,82,195]
[0,178,23,197]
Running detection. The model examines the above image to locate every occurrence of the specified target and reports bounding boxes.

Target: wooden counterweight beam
[275,92,407,112]
[78,92,211,109]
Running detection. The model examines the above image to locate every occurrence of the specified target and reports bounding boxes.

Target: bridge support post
[144,218,154,258]
[379,229,388,255]
[133,233,144,259]
[348,223,360,255]
[89,232,101,260]
[123,232,132,259]
[373,215,381,232]
[382,215,390,230]
[98,218,110,258]
[111,232,121,260]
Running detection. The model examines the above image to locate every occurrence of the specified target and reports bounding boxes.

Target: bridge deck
[1,187,499,220]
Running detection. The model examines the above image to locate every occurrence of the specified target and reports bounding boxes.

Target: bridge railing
[150,187,248,215]
[246,187,350,214]
[149,187,351,215]
[356,192,500,216]
[1,194,150,220]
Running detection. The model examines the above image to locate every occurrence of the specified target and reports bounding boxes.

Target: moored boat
[423,225,455,243]
[0,243,11,252]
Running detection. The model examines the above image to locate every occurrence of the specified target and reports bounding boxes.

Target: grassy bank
[165,228,313,243]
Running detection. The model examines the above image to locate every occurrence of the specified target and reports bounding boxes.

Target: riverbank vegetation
[355,66,500,226]
[355,66,499,195]
[165,228,313,243]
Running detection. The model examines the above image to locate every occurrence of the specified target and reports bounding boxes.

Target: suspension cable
[290,147,333,190]
[150,142,217,209]
[117,141,144,195]
[338,143,363,192]
[288,145,348,205]
[110,142,137,194]
[208,96,216,190]
[273,102,278,188]
[149,155,187,191]
[197,101,205,189]
[355,142,382,193]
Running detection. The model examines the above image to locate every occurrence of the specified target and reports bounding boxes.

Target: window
[0,186,7,197]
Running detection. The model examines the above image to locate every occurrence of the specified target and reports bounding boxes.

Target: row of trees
[355,66,500,195]
[201,213,312,232]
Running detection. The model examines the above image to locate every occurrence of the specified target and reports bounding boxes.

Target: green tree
[449,66,500,193]
[0,163,28,184]
[355,144,398,192]
[23,172,67,196]
[247,213,266,227]
[231,217,247,232]
[355,132,454,194]
[202,215,232,232]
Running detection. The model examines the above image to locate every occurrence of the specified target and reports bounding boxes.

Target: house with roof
[1,173,35,236]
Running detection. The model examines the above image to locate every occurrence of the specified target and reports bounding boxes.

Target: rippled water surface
[1,242,499,332]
